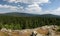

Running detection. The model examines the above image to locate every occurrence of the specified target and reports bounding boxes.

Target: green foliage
[0,15,60,29]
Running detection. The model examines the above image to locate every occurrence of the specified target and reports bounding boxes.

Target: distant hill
[39,14,60,18]
[3,12,40,17]
[0,12,60,18]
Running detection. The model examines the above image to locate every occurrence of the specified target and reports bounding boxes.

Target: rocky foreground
[0,25,60,36]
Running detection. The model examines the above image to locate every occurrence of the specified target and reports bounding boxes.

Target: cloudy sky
[0,0,60,15]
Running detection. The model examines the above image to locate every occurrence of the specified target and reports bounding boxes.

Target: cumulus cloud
[54,7,60,12]
[22,0,50,14]
[50,7,60,15]
[0,4,24,12]
[0,4,17,10]
[40,7,60,15]
[24,3,42,14]
[4,0,50,4]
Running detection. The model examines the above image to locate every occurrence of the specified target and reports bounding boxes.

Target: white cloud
[54,7,60,12]
[0,4,17,10]
[22,0,50,14]
[4,0,50,4]
[50,7,60,15]
[25,3,42,14]
[0,4,24,11]
[40,7,60,15]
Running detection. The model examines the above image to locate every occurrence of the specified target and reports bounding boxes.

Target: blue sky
[0,0,60,15]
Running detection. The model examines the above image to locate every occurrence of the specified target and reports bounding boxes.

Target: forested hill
[2,12,40,17]
[2,12,60,17]
[0,12,60,30]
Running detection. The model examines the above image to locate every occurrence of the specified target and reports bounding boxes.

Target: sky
[0,0,60,15]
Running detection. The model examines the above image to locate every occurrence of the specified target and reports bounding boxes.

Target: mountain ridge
[0,12,60,18]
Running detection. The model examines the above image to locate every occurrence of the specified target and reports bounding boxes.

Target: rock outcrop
[0,25,60,36]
